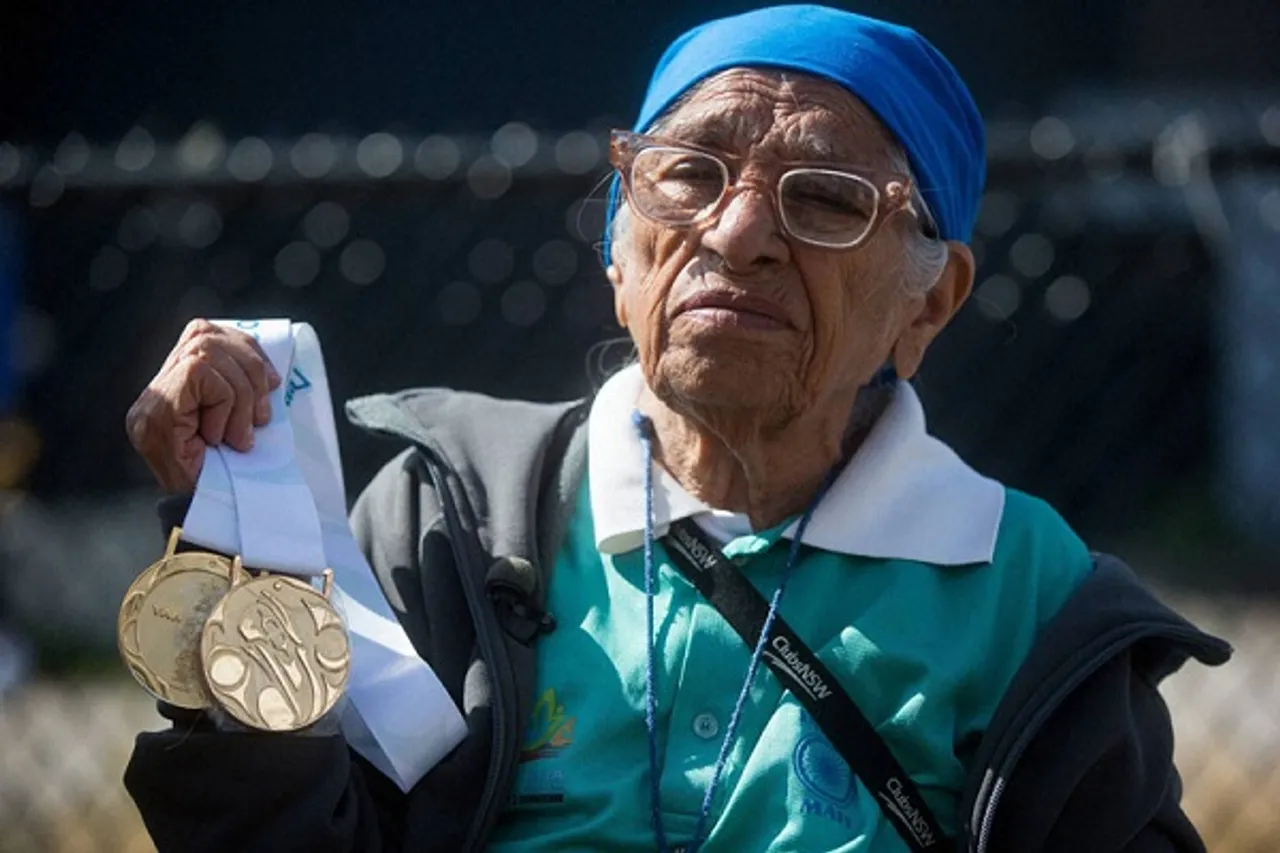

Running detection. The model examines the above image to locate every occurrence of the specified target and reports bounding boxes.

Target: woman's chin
[650,346,800,414]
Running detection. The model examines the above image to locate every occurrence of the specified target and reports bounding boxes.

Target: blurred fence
[2,96,1280,851]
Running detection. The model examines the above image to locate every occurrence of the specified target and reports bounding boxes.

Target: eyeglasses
[609,130,936,251]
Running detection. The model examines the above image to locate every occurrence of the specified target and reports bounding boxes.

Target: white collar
[587,364,1005,566]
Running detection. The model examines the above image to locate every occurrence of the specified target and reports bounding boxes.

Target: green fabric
[486,474,1092,852]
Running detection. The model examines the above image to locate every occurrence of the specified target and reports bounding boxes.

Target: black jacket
[125,388,1232,852]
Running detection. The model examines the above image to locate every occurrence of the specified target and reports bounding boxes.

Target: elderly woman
[123,5,1228,853]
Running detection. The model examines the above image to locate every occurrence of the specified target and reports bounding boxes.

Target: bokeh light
[356,133,403,178]
[303,201,351,249]
[275,241,322,288]
[227,137,273,182]
[415,135,461,179]
[468,238,514,284]
[339,239,385,285]
[975,274,1020,321]
[467,154,513,199]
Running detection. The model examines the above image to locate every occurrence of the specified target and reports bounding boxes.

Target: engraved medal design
[117,528,235,709]
[201,566,350,731]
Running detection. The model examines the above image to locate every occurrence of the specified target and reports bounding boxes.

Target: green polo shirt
[485,473,1091,852]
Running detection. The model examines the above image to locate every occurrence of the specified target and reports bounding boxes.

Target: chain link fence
[2,104,1279,851]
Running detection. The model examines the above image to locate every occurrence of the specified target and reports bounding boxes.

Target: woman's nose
[698,185,790,272]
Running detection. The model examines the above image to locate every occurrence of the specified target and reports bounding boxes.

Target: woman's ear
[890,241,975,379]
[607,264,628,328]
[606,207,635,329]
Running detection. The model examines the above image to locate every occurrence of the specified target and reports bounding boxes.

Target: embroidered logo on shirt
[794,728,858,830]
[794,733,855,804]
[519,688,576,763]
[512,689,576,807]
[511,766,566,807]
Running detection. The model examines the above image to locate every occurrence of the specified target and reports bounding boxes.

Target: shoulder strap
[663,518,954,853]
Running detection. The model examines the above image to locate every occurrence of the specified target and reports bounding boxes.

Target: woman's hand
[126,319,281,492]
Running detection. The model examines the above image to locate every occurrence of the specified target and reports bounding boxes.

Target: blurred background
[1,0,1279,850]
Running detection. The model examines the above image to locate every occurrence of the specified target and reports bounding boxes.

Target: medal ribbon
[182,318,467,792]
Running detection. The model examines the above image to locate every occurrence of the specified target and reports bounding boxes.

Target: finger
[167,321,282,395]
[196,348,260,451]
[164,318,219,374]
[253,394,272,426]
[179,355,236,448]
[220,331,280,430]
[223,329,282,394]
[249,335,283,390]
[221,331,278,428]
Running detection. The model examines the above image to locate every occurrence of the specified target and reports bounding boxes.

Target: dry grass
[1161,589,1280,853]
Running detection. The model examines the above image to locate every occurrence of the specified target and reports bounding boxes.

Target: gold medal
[200,563,350,732]
[117,528,235,709]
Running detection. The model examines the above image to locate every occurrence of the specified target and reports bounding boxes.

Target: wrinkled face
[609,68,969,429]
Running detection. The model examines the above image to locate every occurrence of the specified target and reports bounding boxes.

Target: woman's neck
[637,382,893,530]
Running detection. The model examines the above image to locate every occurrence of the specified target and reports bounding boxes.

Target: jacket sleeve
[1120,768,1203,852]
[123,454,423,853]
[984,649,1209,853]
[124,707,402,853]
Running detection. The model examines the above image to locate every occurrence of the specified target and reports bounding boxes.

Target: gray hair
[609,81,949,297]
[898,185,948,296]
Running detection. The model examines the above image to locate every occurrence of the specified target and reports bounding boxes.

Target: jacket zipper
[972,621,1208,853]
[413,447,516,853]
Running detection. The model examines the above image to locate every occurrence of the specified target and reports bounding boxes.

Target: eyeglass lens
[629,147,880,247]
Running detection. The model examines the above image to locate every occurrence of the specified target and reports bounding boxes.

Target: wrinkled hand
[126,320,282,493]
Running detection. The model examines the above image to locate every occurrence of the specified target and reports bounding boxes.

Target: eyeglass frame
[608,129,938,251]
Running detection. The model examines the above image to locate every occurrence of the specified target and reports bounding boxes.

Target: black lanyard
[661,518,955,853]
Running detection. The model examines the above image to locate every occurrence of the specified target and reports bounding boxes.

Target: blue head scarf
[602,4,985,265]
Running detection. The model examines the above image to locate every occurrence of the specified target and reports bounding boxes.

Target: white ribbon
[182,318,467,792]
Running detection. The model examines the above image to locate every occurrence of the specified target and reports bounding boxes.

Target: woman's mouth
[673,290,793,331]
